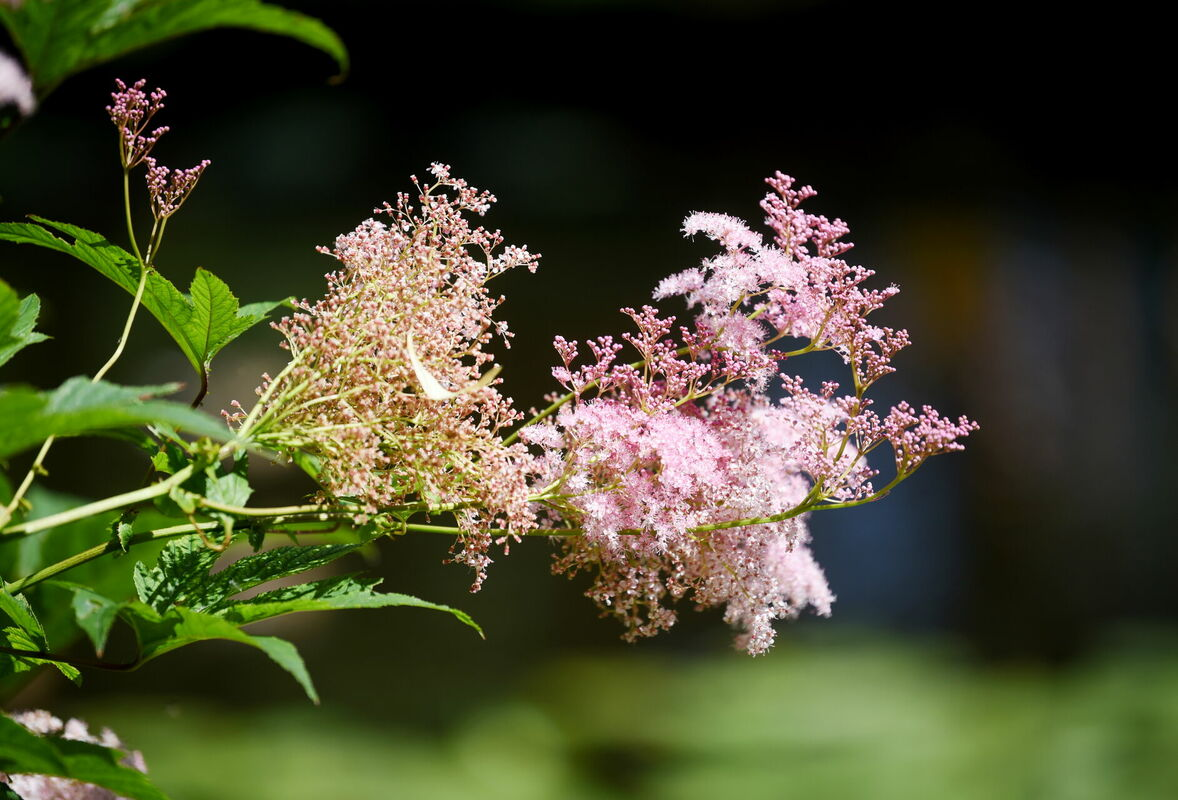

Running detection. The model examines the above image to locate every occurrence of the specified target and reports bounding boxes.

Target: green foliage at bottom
[0,715,168,800]
[66,633,1178,800]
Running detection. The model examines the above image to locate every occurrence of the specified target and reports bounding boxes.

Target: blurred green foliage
[65,633,1178,799]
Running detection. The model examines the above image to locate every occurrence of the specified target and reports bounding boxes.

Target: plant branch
[0,464,195,538]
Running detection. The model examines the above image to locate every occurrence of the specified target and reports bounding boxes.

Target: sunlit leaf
[0,279,49,369]
[0,219,282,378]
[0,377,230,459]
[0,0,347,96]
[120,602,318,703]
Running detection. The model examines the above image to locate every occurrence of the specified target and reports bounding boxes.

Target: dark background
[2,1,1176,796]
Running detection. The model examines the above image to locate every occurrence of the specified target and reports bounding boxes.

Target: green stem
[5,519,299,595]
[0,464,195,538]
[94,248,150,383]
[808,471,908,513]
[123,168,144,264]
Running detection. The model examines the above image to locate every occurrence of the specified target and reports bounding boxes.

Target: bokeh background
[3,0,1177,797]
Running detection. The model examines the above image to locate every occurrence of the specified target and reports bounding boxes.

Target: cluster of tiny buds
[107,78,168,170]
[145,156,210,220]
[107,79,210,225]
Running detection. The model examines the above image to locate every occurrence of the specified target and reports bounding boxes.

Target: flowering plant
[0,74,973,798]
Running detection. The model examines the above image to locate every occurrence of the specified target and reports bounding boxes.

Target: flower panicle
[145,156,210,220]
[231,166,540,589]
[531,172,977,654]
[107,78,168,170]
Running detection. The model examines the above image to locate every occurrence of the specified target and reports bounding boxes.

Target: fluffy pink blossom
[530,172,976,653]
[0,51,34,116]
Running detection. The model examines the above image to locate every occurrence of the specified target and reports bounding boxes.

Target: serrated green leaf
[0,278,20,333]
[1,782,25,799]
[0,377,230,460]
[0,220,282,377]
[0,0,346,96]
[1,587,85,684]
[0,626,81,684]
[199,543,357,610]
[0,280,49,369]
[0,588,41,635]
[0,714,170,800]
[121,603,318,702]
[220,574,484,636]
[132,536,221,613]
[185,268,281,371]
[0,486,148,699]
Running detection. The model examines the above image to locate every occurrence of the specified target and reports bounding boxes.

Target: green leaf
[199,543,357,609]
[121,603,318,703]
[0,625,81,685]
[50,582,122,657]
[113,516,136,553]
[0,715,170,800]
[133,535,356,612]
[0,588,41,635]
[0,220,283,377]
[117,535,481,702]
[150,446,182,476]
[0,0,347,96]
[132,536,222,614]
[185,268,281,374]
[202,468,251,509]
[0,589,82,684]
[0,279,49,369]
[0,377,231,460]
[221,574,484,636]
[0,485,151,698]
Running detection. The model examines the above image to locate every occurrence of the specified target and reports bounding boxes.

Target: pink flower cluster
[106,78,168,170]
[236,165,539,587]
[144,156,210,220]
[526,173,977,653]
[107,79,209,222]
